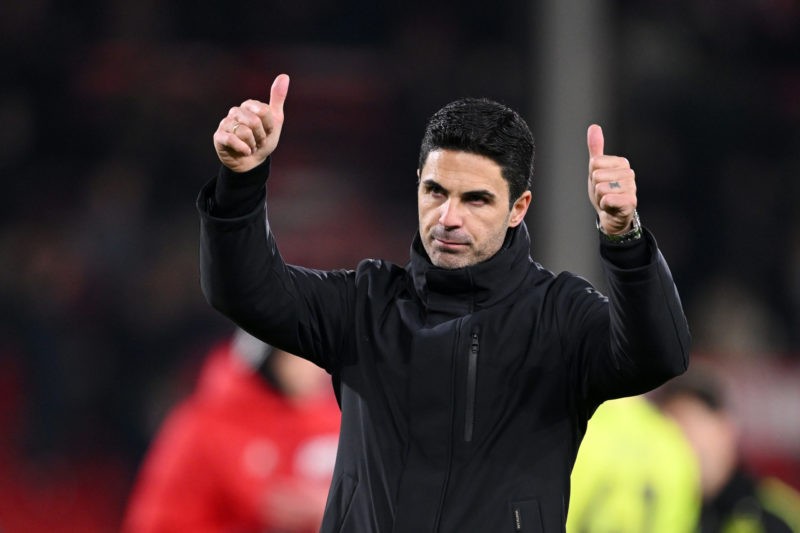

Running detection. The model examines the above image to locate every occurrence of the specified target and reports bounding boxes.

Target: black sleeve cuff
[599,231,651,269]
[212,158,271,217]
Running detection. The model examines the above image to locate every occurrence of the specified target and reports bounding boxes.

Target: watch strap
[597,210,642,244]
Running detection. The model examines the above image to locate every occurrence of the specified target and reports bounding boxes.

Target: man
[197,73,690,532]
[654,366,800,533]
[122,329,340,532]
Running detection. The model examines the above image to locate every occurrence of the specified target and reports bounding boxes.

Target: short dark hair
[651,365,727,412]
[418,97,535,206]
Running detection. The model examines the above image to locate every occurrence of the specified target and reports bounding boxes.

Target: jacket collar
[408,222,534,316]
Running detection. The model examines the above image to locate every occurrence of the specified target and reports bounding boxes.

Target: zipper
[464,326,480,442]
[432,320,462,532]
[433,322,480,530]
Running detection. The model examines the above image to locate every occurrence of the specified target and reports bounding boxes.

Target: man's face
[662,396,739,499]
[417,149,531,269]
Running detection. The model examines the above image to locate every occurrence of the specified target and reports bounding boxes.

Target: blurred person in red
[653,364,800,533]
[122,328,341,533]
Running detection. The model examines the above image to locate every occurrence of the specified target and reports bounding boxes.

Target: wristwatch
[597,210,642,244]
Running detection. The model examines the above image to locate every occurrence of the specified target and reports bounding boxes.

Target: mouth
[434,238,469,250]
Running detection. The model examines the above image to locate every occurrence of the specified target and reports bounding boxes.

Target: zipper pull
[513,507,522,531]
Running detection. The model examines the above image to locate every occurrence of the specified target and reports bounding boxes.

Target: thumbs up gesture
[213,74,290,173]
[587,124,638,235]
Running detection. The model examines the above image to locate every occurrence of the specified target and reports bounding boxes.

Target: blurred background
[0,0,798,530]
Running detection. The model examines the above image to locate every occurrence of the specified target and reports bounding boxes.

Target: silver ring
[232,122,241,134]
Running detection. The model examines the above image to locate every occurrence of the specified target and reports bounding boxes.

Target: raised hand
[586,124,638,235]
[213,74,290,173]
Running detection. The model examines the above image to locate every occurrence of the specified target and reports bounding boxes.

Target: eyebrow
[421,178,497,202]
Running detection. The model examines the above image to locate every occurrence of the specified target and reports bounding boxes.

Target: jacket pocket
[510,498,543,532]
[320,473,359,533]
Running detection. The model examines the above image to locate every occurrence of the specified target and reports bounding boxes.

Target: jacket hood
[409,221,536,316]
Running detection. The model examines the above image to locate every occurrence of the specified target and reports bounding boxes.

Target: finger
[589,156,631,171]
[234,125,258,152]
[591,167,635,184]
[595,178,636,197]
[228,111,260,149]
[269,74,290,116]
[239,101,269,147]
[229,106,265,151]
[214,129,252,156]
[587,124,604,159]
[599,193,637,214]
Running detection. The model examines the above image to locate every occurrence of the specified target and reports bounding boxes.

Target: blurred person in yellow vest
[567,395,701,533]
[653,365,800,533]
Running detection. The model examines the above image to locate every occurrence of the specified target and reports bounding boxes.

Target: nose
[438,198,463,229]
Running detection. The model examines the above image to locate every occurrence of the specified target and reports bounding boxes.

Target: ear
[508,191,532,227]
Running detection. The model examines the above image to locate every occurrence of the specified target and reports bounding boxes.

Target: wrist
[597,210,642,244]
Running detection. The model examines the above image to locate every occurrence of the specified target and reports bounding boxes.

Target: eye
[464,193,491,206]
[424,183,446,198]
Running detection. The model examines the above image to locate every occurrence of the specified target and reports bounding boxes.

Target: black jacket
[197,163,690,532]
[701,469,796,533]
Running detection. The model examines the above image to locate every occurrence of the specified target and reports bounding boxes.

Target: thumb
[269,73,290,115]
[587,124,604,158]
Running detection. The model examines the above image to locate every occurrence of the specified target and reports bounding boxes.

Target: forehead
[420,149,508,197]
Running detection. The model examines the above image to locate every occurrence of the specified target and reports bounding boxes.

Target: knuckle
[243,100,263,113]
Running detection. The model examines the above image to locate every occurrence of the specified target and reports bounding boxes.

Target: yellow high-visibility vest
[568,396,701,533]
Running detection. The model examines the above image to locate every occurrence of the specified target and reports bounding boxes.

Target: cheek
[467,223,498,254]
[417,200,427,221]
[476,212,511,238]
[417,206,430,227]
[418,202,440,226]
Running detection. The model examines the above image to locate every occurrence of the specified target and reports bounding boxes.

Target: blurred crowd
[1,0,799,530]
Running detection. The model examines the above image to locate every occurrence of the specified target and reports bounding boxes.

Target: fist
[587,124,637,235]
[213,74,290,173]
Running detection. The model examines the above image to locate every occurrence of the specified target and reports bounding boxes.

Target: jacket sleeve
[558,229,691,414]
[196,168,355,373]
